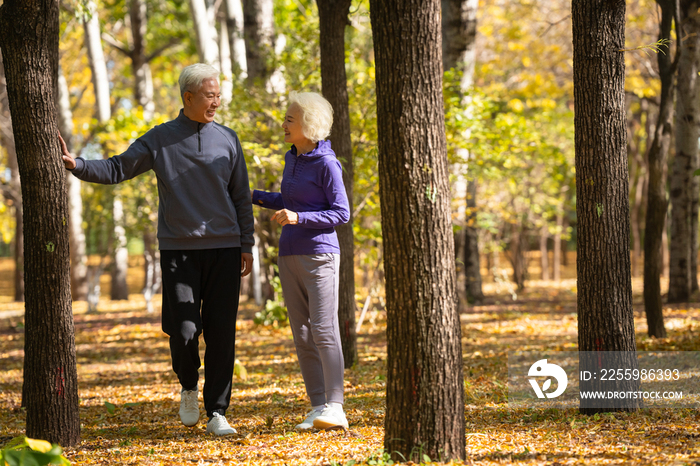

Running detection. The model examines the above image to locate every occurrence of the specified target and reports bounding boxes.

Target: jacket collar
[176,109,215,131]
[291,139,333,159]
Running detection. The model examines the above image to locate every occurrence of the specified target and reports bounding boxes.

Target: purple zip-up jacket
[253,140,350,256]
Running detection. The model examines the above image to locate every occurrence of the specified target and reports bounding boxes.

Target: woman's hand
[271,209,298,226]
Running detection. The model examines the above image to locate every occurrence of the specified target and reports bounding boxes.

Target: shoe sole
[313,419,348,430]
[207,430,237,436]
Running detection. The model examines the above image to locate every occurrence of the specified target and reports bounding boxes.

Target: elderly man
[60,63,254,436]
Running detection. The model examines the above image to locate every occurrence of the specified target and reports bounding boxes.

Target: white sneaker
[179,389,199,426]
[206,412,237,436]
[312,405,349,430]
[295,407,325,430]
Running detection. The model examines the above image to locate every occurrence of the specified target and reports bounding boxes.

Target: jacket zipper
[197,124,202,152]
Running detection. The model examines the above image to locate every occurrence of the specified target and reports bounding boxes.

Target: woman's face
[282,105,309,147]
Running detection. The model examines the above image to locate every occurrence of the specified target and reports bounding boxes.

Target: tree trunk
[189,0,220,65]
[644,0,677,338]
[0,50,24,301]
[83,0,110,123]
[111,197,129,300]
[84,6,129,300]
[225,0,247,76]
[464,178,483,302]
[242,0,274,82]
[0,0,80,445]
[441,0,478,89]
[130,0,155,120]
[442,0,482,304]
[553,194,565,281]
[57,66,88,301]
[370,0,465,460]
[317,0,357,368]
[669,0,700,303]
[572,0,638,414]
[219,16,234,102]
[540,224,549,280]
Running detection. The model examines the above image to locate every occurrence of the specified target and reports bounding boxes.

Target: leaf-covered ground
[1,259,700,465]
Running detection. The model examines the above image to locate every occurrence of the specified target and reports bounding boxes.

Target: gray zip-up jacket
[70,110,254,253]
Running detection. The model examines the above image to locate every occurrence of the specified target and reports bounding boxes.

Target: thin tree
[83,0,129,300]
[316,0,357,367]
[644,0,681,338]
[370,0,465,460]
[572,0,638,413]
[57,64,89,301]
[668,0,700,303]
[0,51,24,302]
[442,0,483,304]
[0,0,80,445]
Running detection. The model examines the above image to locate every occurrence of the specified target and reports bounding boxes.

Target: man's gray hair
[178,63,220,101]
[289,91,334,143]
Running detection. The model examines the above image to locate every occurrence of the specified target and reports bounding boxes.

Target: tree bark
[317,0,357,368]
[669,0,700,303]
[242,0,274,82]
[0,0,80,445]
[644,0,678,338]
[57,66,88,301]
[572,0,638,413]
[370,0,465,460]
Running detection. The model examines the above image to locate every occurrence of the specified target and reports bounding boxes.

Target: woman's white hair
[289,91,334,143]
[178,63,220,101]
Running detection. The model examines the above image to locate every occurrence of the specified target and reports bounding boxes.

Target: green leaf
[694,168,700,177]
[104,401,116,414]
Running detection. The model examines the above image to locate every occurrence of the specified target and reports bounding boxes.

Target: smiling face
[183,78,220,124]
[282,104,313,149]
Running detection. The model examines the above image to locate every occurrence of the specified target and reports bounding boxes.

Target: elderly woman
[252,91,350,430]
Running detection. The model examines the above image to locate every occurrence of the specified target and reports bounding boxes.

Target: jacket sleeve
[229,137,255,254]
[296,158,350,229]
[252,190,285,210]
[70,137,154,184]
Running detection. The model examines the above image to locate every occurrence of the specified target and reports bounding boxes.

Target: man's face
[183,78,220,124]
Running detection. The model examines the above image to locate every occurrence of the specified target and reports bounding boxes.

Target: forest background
[1,0,700,464]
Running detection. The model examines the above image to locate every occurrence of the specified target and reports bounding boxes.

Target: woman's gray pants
[278,253,344,406]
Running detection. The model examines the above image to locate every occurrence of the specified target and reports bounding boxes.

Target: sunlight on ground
[1,257,700,464]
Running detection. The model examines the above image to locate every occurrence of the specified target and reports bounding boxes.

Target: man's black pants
[161,247,241,418]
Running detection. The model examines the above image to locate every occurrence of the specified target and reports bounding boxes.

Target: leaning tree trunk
[0,0,80,446]
[57,65,88,301]
[669,0,700,303]
[572,0,638,414]
[644,0,678,338]
[370,0,465,460]
[317,0,357,368]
